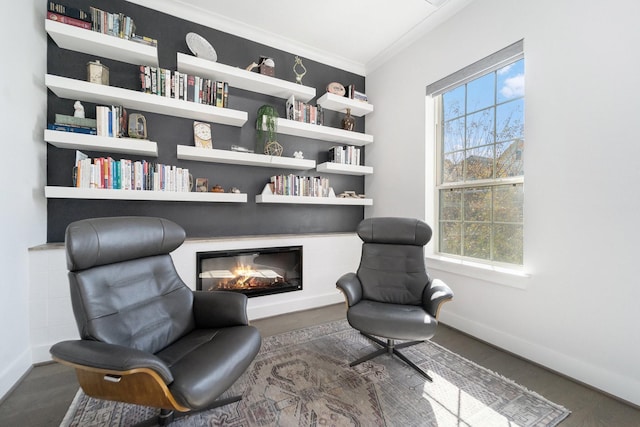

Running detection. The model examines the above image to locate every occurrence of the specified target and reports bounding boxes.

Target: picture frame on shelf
[193,121,212,149]
[196,178,209,192]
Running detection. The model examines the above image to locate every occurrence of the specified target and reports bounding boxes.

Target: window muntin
[436,57,524,266]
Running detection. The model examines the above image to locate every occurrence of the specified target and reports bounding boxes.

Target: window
[427,41,524,266]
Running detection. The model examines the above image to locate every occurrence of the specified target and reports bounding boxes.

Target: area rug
[61,320,570,426]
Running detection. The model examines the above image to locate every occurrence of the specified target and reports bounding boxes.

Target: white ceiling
[127,0,473,75]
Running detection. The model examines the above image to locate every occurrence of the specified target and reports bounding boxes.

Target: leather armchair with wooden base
[50,216,261,425]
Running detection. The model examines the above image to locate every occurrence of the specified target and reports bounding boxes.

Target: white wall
[0,0,48,400]
[366,0,640,405]
[28,234,361,364]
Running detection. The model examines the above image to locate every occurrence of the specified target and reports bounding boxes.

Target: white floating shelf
[177,145,315,170]
[45,186,247,203]
[316,162,373,176]
[45,129,158,156]
[46,74,248,127]
[177,53,316,102]
[45,19,158,67]
[316,92,373,117]
[271,118,373,146]
[255,184,372,205]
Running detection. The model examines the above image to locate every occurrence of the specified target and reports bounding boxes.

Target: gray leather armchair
[50,217,261,425]
[337,217,453,381]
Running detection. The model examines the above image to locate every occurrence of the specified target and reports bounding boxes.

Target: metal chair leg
[352,332,433,382]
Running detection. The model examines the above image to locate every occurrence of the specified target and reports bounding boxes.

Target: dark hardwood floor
[1,304,638,426]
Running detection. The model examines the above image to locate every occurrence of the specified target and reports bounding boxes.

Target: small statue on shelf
[73,101,85,118]
[293,56,307,84]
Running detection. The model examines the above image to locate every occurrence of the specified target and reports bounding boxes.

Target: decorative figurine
[293,56,307,84]
[341,108,355,131]
[73,101,85,118]
[293,151,304,159]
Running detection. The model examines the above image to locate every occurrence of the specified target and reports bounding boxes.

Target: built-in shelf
[316,93,373,117]
[316,162,373,176]
[269,118,374,146]
[45,186,247,203]
[177,53,316,102]
[45,74,248,126]
[177,145,315,170]
[45,129,158,156]
[255,184,372,205]
[45,19,158,67]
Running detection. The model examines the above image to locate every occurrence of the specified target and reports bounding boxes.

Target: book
[47,12,91,30]
[48,123,97,135]
[54,114,97,128]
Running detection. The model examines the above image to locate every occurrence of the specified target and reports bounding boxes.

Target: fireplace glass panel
[196,246,302,297]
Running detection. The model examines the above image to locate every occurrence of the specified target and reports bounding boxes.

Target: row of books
[74,153,190,192]
[46,2,157,47]
[329,145,361,166]
[140,66,229,107]
[269,175,330,198]
[286,95,324,125]
[96,106,127,138]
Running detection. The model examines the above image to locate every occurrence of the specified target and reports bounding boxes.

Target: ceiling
[127,0,473,75]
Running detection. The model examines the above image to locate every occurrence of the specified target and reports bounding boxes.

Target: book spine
[47,12,91,30]
[187,75,195,102]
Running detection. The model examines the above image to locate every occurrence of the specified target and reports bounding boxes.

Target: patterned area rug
[61,320,570,426]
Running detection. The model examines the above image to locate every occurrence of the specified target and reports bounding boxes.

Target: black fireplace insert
[196,246,302,298]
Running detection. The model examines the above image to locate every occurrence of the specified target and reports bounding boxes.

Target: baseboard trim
[0,348,32,403]
[440,311,640,408]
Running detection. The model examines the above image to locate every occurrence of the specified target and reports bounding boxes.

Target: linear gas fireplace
[196,246,302,298]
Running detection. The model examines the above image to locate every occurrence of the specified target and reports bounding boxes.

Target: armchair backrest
[356,217,432,305]
[65,217,194,354]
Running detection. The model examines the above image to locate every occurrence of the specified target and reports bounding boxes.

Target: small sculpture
[293,151,304,159]
[293,56,307,84]
[73,101,85,118]
[230,187,241,194]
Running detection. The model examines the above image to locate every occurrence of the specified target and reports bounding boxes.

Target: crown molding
[126,0,367,76]
[365,0,474,74]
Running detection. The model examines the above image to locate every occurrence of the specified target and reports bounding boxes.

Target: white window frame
[427,40,525,271]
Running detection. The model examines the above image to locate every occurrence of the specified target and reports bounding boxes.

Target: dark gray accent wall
[46,0,366,242]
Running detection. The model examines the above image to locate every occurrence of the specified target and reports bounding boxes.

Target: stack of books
[47,2,91,30]
[269,174,330,197]
[329,145,361,166]
[286,95,324,125]
[140,66,229,107]
[48,114,97,135]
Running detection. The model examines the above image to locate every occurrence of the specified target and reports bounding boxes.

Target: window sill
[425,255,531,289]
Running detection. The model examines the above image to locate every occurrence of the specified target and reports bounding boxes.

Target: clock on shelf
[193,121,212,149]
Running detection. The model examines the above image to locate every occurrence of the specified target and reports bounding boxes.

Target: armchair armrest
[192,290,249,328]
[50,340,173,383]
[336,273,363,306]
[423,278,454,319]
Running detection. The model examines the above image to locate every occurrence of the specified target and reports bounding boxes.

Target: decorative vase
[341,108,355,131]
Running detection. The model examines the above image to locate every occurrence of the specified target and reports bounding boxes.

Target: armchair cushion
[347,300,437,341]
[156,326,261,409]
